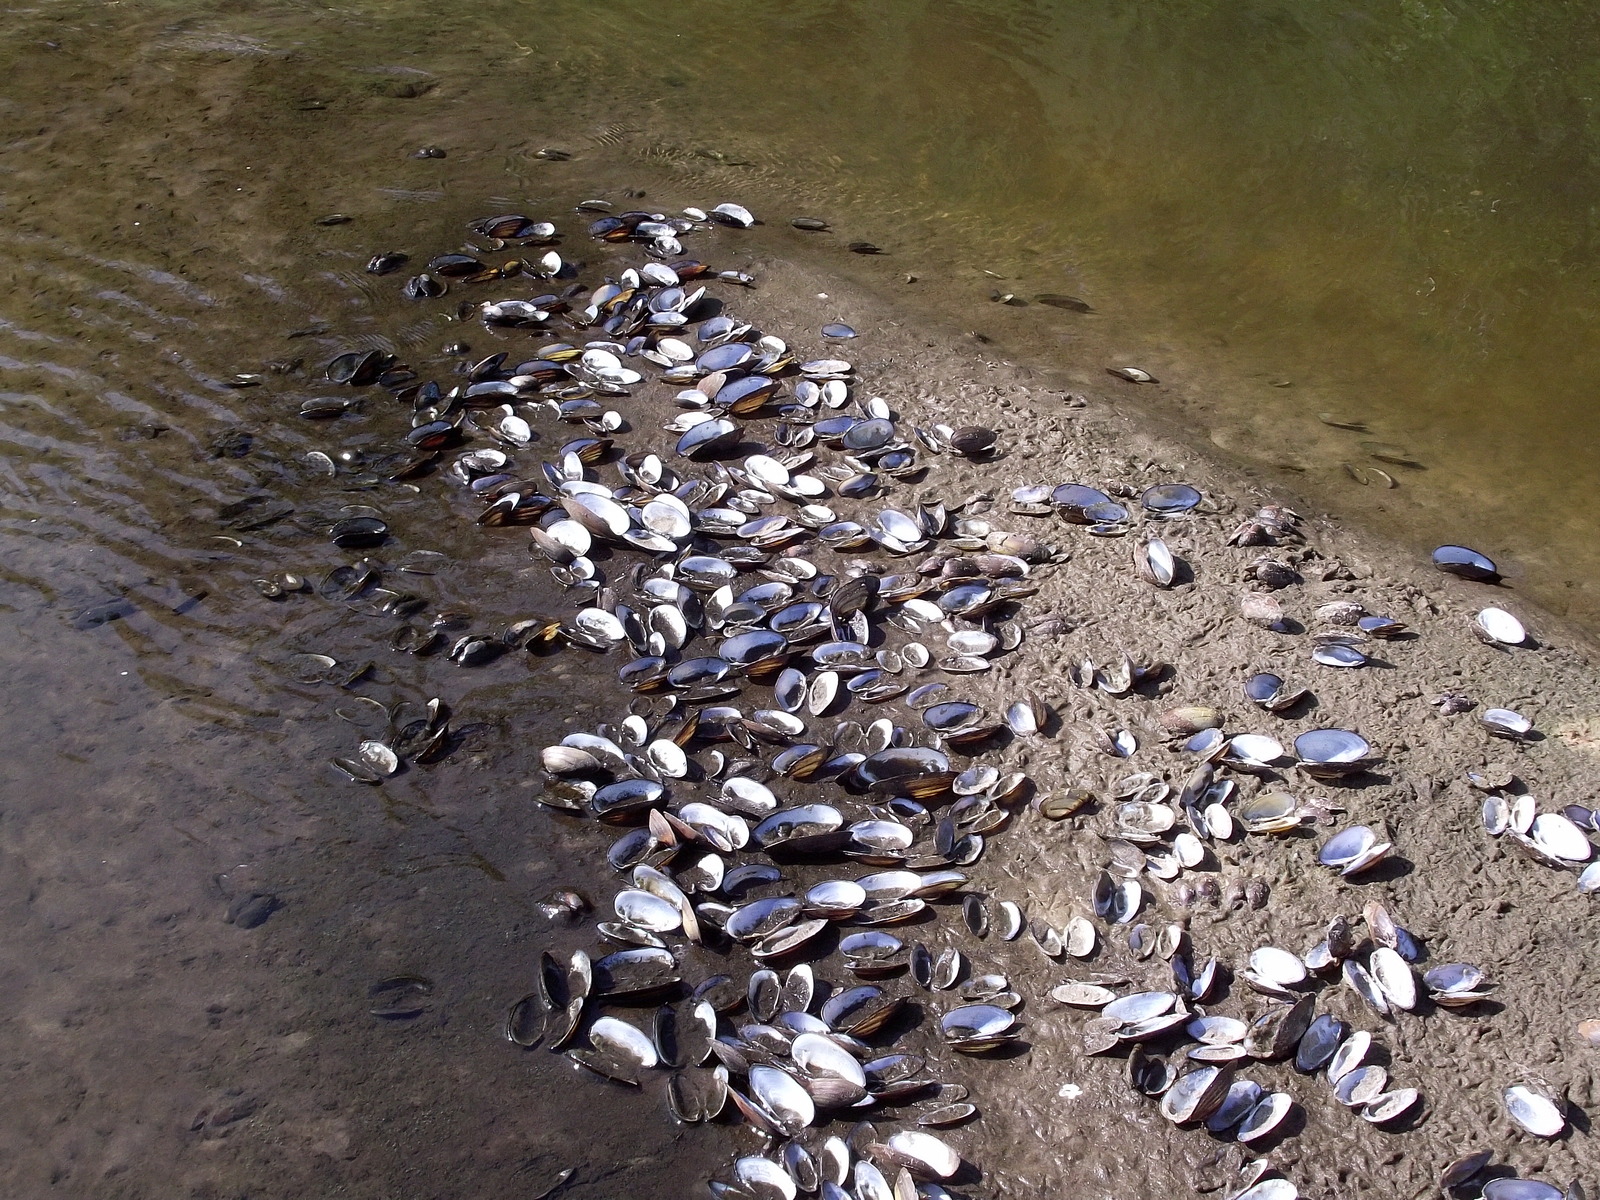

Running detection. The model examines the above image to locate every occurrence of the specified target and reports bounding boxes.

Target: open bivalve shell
[1368,947,1418,1011]
[1317,824,1392,875]
[1527,812,1593,862]
[1474,606,1527,646]
[1361,1087,1422,1125]
[1236,1091,1293,1142]
[876,1131,960,1180]
[1293,728,1377,778]
[734,1155,797,1200]
[1159,1064,1233,1124]
[588,1016,659,1069]
[1504,1084,1566,1138]
[1248,947,1308,988]
[1134,538,1177,588]
[1224,734,1286,770]
[748,1065,816,1137]
[1482,707,1534,740]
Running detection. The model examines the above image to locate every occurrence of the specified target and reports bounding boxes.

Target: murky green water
[8,0,1600,617]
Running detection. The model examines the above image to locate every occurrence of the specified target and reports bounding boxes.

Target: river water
[1,2,1596,1196]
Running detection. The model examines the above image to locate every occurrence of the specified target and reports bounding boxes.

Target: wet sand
[0,534,739,1197]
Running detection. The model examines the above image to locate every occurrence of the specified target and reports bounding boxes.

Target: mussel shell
[1432,544,1500,582]
[1294,728,1371,764]
[330,516,389,548]
[1159,1065,1233,1124]
[1504,1086,1566,1138]
[677,418,741,459]
[1317,825,1379,868]
[1482,1182,1562,1200]
[428,253,485,277]
[1140,483,1201,514]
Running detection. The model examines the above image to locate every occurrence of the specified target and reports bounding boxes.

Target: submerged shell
[1433,544,1499,582]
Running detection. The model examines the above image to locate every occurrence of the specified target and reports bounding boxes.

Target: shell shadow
[1349,855,1414,885]
[1238,1099,1308,1152]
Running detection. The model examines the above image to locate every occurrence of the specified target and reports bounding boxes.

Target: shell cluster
[276,196,1588,1200]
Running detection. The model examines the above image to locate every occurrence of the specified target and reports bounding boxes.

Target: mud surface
[1,12,1598,1200]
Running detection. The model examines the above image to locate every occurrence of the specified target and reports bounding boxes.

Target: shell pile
[275,197,1586,1200]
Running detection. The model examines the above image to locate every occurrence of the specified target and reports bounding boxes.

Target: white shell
[790,1032,867,1089]
[1138,538,1176,587]
[641,496,693,539]
[564,492,630,537]
[1202,802,1234,840]
[1510,793,1536,835]
[574,608,626,642]
[1237,1091,1293,1142]
[1342,959,1389,1016]
[1474,607,1527,645]
[884,1130,959,1179]
[543,517,592,556]
[722,776,779,817]
[645,738,688,778]
[1234,1182,1298,1200]
[1483,707,1533,736]
[1369,946,1417,1010]
[1249,946,1308,987]
[749,1065,816,1131]
[712,202,756,227]
[1327,1029,1372,1082]
[589,1016,658,1068]
[1227,734,1285,765]
[1173,831,1205,868]
[1361,1087,1421,1124]
[852,1162,893,1200]
[804,879,867,914]
[817,1137,850,1187]
[614,889,682,932]
[745,454,791,488]
[1065,915,1098,958]
[807,671,840,716]
[1504,1085,1565,1137]
[1530,813,1593,862]
[647,603,688,650]
[734,1156,797,1200]
[947,630,999,656]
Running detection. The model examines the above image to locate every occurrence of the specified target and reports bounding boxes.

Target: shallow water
[6,1,1599,610]
[2,1,1598,1195]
